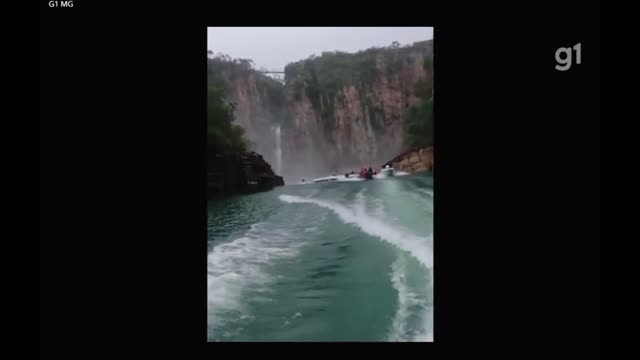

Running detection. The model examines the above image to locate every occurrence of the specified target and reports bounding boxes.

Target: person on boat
[366,167,373,179]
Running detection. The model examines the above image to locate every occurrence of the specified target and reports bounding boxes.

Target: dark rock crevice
[208,148,284,199]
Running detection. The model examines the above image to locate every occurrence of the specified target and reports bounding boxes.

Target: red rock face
[282,47,431,177]
[215,69,285,174]
[331,85,376,165]
[214,41,433,181]
[227,72,261,143]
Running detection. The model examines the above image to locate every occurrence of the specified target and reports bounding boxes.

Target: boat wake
[279,191,433,342]
[418,189,433,197]
[279,194,432,269]
[388,254,432,341]
[207,220,318,340]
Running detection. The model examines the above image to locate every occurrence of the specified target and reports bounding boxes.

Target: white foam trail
[279,193,433,341]
[388,255,427,341]
[413,305,434,342]
[279,194,432,269]
[208,221,309,333]
[418,189,433,197]
[369,186,433,342]
[414,265,434,342]
[373,199,386,219]
[386,253,434,342]
[354,190,386,219]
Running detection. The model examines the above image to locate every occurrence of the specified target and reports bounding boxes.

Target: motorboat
[311,166,398,183]
[379,165,395,177]
[313,173,368,182]
[312,175,340,183]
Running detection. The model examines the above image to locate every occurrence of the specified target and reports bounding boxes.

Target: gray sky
[207,27,433,71]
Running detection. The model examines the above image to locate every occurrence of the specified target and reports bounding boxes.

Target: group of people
[344,167,377,179]
[299,166,380,183]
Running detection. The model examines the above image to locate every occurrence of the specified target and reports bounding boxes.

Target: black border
[41,2,599,357]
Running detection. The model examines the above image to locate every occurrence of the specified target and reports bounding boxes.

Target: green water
[207,173,433,342]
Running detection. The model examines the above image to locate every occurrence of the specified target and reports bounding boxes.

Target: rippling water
[207,173,433,342]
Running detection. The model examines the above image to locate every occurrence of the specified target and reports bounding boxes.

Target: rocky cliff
[207,58,286,198]
[208,40,433,182]
[207,57,288,174]
[383,146,433,173]
[282,40,433,180]
[208,147,284,199]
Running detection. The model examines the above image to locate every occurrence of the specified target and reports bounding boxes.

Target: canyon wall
[208,40,433,182]
[207,58,288,175]
[281,40,433,180]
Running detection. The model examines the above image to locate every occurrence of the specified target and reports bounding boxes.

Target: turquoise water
[207,173,433,342]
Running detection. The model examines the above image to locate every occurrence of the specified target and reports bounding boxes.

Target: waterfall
[274,125,282,175]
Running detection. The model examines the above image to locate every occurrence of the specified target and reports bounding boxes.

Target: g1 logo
[555,43,581,71]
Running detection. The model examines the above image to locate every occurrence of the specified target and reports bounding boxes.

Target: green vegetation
[285,47,387,117]
[255,73,288,127]
[207,54,250,152]
[285,49,379,105]
[256,74,285,110]
[206,41,434,151]
[207,54,254,75]
[284,41,432,137]
[413,58,433,98]
[404,97,433,148]
[207,85,248,152]
[404,56,433,148]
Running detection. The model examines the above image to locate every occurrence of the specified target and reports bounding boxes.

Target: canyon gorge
[208,39,433,187]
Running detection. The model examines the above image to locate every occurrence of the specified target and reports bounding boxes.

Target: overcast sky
[207,27,433,71]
